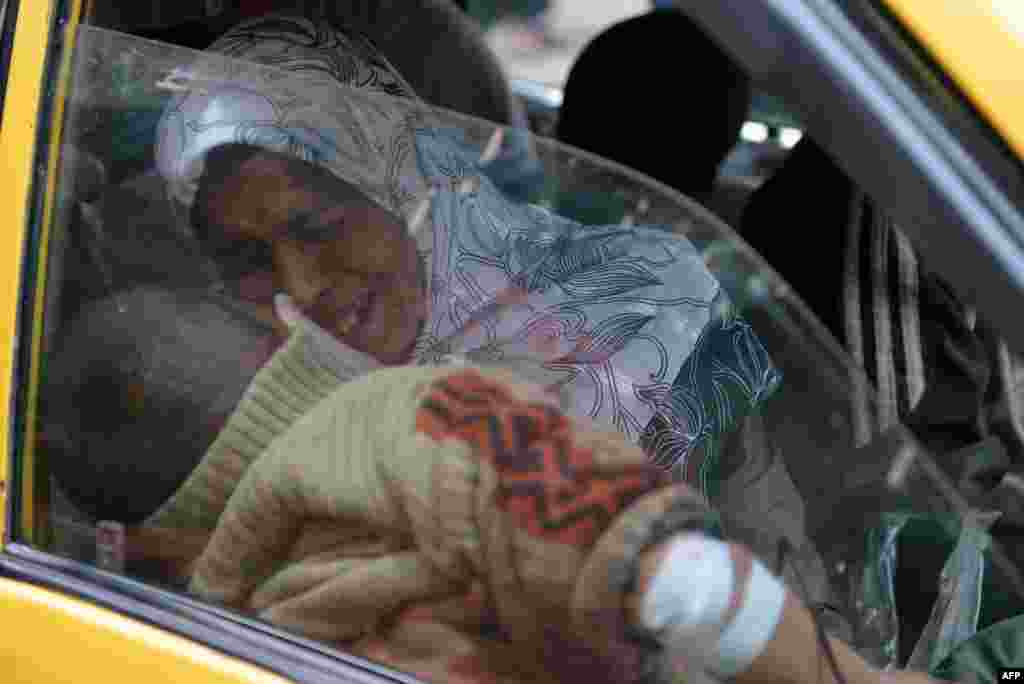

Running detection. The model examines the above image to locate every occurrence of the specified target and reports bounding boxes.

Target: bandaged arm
[628,535,935,684]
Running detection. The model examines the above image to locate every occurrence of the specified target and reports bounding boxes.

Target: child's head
[43,287,275,523]
[192,143,427,365]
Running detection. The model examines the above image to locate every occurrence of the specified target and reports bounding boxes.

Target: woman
[151,12,780,479]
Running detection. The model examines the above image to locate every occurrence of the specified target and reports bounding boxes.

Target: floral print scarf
[151,13,781,491]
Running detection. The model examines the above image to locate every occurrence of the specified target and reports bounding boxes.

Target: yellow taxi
[0,0,1022,682]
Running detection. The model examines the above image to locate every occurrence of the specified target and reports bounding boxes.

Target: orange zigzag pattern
[416,370,663,548]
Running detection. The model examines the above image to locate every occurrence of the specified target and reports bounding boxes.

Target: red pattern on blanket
[416,369,667,548]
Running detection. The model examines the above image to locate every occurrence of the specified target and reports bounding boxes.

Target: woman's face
[202,151,427,365]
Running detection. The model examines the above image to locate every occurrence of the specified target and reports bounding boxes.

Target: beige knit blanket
[144,324,716,683]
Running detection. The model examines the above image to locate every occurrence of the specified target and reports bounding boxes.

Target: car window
[13,11,1006,683]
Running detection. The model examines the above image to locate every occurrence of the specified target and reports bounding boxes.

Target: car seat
[739,136,1024,661]
[740,138,999,459]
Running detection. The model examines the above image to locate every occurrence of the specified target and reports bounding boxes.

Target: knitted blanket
[149,323,718,683]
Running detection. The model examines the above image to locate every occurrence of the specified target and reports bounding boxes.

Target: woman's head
[192,143,427,365]
[153,14,434,364]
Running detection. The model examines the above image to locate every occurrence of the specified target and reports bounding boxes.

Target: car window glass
[17,19,1005,680]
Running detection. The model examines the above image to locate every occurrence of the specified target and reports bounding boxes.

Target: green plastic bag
[906,511,1001,672]
[850,514,908,667]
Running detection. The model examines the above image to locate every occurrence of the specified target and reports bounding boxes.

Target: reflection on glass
[740,121,770,144]
[25,19,1022,683]
[779,127,803,149]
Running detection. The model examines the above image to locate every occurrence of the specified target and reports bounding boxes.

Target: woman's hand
[629,534,941,684]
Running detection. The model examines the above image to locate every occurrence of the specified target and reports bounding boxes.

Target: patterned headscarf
[153,14,781,488]
[156,14,423,220]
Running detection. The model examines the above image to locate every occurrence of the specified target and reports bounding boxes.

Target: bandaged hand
[629,538,942,684]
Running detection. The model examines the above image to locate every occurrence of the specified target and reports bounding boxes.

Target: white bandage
[640,534,786,679]
[711,556,786,678]
[641,534,734,637]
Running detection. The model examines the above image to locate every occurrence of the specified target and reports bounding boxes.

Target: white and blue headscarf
[154,14,781,491]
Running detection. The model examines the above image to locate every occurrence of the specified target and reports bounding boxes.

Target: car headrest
[739,138,856,338]
[319,0,527,127]
[89,0,523,128]
[557,9,751,200]
[89,0,240,33]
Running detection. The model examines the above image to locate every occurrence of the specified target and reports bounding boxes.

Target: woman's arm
[628,536,935,684]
